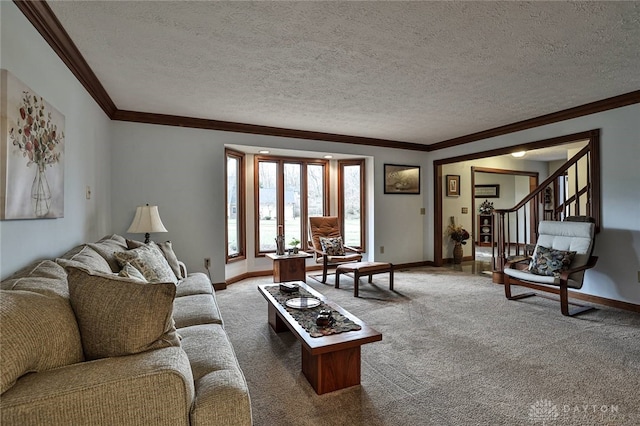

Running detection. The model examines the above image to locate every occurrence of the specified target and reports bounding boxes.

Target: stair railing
[492,144,599,276]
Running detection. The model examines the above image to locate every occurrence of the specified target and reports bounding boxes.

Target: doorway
[471,167,538,267]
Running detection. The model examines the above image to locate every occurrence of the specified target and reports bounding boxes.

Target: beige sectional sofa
[0,234,252,425]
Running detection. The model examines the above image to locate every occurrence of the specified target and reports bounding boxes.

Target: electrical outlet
[380,246,384,254]
[204,258,211,269]
[420,207,425,215]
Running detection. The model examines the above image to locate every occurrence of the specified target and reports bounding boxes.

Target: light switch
[86,186,91,200]
[461,207,468,214]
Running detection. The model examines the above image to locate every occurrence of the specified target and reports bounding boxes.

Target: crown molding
[15,1,640,152]
[13,0,117,117]
[111,110,428,151]
[429,91,640,151]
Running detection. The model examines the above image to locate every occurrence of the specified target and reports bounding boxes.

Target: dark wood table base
[259,282,382,394]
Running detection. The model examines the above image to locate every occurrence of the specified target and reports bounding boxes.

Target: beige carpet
[215,267,640,426]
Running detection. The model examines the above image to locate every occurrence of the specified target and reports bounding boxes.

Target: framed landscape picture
[384,164,420,194]
[474,184,500,198]
[446,175,460,197]
[1,69,65,219]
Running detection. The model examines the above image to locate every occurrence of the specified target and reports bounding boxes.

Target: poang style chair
[503,220,598,316]
[308,216,362,283]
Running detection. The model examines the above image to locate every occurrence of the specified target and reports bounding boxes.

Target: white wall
[0,2,112,279]
[430,104,640,304]
[111,121,428,283]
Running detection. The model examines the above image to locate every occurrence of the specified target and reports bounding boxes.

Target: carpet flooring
[215,267,640,426]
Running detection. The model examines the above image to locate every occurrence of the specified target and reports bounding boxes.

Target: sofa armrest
[1,347,194,426]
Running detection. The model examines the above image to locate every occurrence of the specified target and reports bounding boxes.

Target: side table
[266,251,312,283]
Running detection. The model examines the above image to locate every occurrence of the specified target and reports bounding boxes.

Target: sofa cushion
[58,245,113,274]
[0,260,69,298]
[173,294,223,328]
[320,236,345,256]
[66,266,181,360]
[88,234,129,273]
[115,243,178,284]
[175,273,213,297]
[529,245,576,277]
[179,324,252,426]
[0,290,84,393]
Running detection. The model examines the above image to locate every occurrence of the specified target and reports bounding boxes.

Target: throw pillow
[320,236,345,256]
[118,262,148,282]
[0,290,84,393]
[529,245,576,277]
[66,266,180,360]
[155,241,184,279]
[115,243,178,284]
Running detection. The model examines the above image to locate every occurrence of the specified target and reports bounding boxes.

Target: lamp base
[144,233,151,244]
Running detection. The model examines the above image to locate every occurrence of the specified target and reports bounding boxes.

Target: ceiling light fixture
[323,155,333,159]
[511,151,526,158]
[258,150,270,154]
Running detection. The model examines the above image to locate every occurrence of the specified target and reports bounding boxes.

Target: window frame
[254,155,329,256]
[225,149,246,263]
[338,159,366,251]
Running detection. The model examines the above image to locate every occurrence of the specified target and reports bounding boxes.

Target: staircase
[490,143,600,282]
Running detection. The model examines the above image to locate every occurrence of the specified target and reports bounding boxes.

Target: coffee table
[257,281,382,394]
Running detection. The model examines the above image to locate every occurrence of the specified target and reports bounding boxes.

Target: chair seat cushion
[315,253,362,264]
[504,267,583,289]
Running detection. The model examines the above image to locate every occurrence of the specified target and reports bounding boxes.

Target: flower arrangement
[478,199,494,215]
[9,91,63,170]
[446,223,470,245]
[289,238,300,248]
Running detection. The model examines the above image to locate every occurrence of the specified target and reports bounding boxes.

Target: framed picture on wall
[474,184,500,198]
[446,175,460,197]
[384,164,420,194]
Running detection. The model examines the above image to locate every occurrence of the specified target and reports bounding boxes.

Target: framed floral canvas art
[1,69,64,219]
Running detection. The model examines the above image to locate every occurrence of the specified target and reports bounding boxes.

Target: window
[339,159,365,250]
[255,156,328,255]
[225,150,245,262]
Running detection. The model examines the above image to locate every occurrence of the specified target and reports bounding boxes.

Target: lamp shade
[127,205,168,234]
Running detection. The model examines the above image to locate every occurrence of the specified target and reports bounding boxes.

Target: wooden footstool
[335,261,394,297]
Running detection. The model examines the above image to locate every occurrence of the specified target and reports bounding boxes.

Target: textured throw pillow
[155,241,183,279]
[529,245,576,277]
[118,262,148,282]
[0,290,84,393]
[66,266,180,360]
[320,236,345,256]
[57,245,113,274]
[115,243,178,284]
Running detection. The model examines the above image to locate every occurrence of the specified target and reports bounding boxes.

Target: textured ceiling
[47,1,640,145]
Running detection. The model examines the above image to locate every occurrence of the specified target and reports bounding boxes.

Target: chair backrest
[308,216,342,252]
[536,220,595,282]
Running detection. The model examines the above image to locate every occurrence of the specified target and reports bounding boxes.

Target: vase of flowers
[446,220,470,264]
[478,199,494,215]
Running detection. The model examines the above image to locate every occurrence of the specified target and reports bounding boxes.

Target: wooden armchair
[503,220,598,316]
[308,216,362,283]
